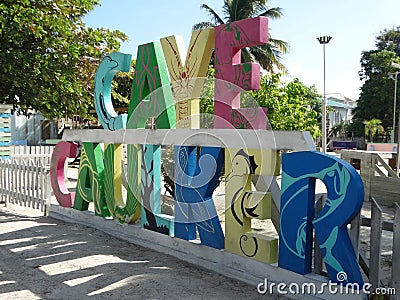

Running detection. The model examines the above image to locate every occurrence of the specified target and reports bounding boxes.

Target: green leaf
[0,0,128,120]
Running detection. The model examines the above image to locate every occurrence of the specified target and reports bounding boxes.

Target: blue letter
[174,146,224,249]
[278,151,364,285]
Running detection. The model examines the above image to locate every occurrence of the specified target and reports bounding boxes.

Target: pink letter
[214,17,268,129]
[50,141,78,207]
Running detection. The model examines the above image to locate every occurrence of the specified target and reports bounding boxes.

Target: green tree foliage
[363,118,385,142]
[193,0,288,73]
[250,74,321,138]
[353,27,400,136]
[376,28,400,56]
[111,60,135,109]
[199,68,215,128]
[0,0,128,119]
[200,70,321,137]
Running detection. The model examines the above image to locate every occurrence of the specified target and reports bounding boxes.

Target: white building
[326,93,357,130]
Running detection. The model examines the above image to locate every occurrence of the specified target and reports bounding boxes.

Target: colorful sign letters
[279,151,364,285]
[50,141,78,208]
[50,16,365,286]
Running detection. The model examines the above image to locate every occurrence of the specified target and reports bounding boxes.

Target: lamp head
[317,36,332,44]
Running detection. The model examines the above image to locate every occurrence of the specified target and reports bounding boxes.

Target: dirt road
[0,205,284,300]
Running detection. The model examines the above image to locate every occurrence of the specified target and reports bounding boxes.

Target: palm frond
[229,0,253,21]
[200,4,224,25]
[268,37,289,54]
[249,44,288,74]
[192,21,215,31]
[241,47,254,64]
[257,7,283,19]
[194,0,289,73]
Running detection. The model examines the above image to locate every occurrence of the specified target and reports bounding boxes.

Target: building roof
[326,99,352,109]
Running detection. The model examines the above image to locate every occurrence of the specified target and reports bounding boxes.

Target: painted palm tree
[193,0,288,73]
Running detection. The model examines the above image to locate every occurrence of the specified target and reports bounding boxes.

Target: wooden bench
[332,140,357,150]
[366,143,397,152]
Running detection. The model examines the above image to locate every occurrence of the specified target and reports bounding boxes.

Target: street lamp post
[393,62,400,176]
[391,72,397,143]
[317,36,332,153]
[390,62,400,143]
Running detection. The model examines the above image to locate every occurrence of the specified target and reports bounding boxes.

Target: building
[11,111,59,146]
[326,93,357,130]
[0,105,12,159]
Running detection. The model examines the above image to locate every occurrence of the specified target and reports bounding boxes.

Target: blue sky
[84,0,400,99]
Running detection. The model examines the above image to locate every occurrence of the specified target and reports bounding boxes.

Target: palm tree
[328,121,347,139]
[363,118,385,142]
[193,0,288,73]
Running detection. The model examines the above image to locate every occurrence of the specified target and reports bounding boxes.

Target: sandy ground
[0,205,287,300]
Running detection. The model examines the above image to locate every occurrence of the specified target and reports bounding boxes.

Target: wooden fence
[0,158,51,213]
[0,146,53,213]
[314,196,399,298]
[362,198,399,298]
[11,145,54,166]
[341,150,400,206]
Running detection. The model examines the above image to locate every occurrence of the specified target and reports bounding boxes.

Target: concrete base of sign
[49,204,365,300]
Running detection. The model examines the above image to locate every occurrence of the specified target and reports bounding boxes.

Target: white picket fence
[11,145,54,166]
[0,146,53,213]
